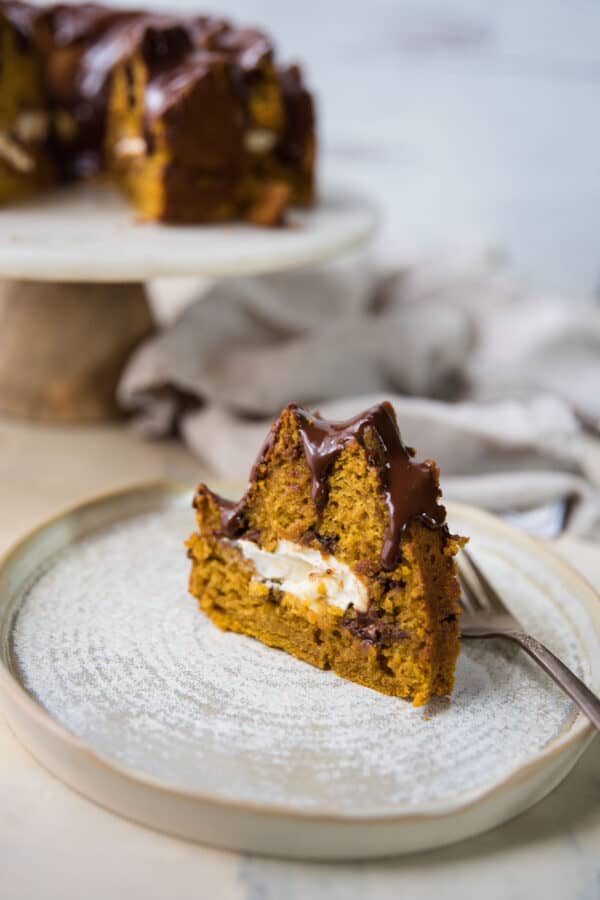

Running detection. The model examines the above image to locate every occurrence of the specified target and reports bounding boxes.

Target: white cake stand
[0,182,376,421]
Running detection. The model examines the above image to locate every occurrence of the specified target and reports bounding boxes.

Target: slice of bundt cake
[187,402,466,706]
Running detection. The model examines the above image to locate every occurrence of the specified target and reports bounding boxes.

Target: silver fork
[458,547,600,731]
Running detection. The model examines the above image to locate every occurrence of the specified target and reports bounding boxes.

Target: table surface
[1,414,599,900]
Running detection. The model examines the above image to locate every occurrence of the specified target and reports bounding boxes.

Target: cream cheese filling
[244,128,277,155]
[0,132,34,173]
[0,111,49,174]
[233,538,368,613]
[114,135,147,159]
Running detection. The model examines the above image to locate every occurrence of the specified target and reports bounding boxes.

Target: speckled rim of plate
[0,481,598,860]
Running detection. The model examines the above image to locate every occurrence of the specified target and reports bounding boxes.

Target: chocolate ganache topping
[3,3,314,185]
[204,402,447,571]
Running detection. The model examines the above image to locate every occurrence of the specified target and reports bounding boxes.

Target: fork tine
[457,567,482,615]
[461,548,508,616]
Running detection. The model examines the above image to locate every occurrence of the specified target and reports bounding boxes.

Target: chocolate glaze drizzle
[205,401,447,571]
[293,403,446,569]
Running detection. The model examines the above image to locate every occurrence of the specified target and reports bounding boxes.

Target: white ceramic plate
[0,182,376,282]
[0,483,598,859]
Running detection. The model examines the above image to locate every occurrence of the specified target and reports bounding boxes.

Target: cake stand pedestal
[0,182,376,423]
[0,280,152,422]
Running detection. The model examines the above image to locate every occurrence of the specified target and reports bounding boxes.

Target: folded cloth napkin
[118,252,600,537]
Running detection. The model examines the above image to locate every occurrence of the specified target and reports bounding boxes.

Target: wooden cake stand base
[0,280,153,423]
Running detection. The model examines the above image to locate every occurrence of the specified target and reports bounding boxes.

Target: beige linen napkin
[118,253,600,536]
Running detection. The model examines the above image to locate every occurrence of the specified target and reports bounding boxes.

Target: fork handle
[462,626,600,731]
[512,632,600,731]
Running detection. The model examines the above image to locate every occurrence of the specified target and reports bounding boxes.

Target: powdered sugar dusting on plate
[11,507,594,814]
